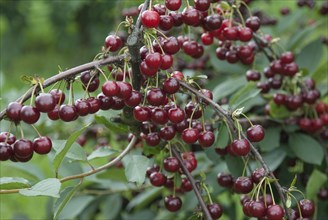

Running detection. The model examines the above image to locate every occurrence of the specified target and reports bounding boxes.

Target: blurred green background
[0,0,327,219]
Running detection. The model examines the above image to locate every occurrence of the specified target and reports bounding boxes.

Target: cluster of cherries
[146,152,223,219]
[0,132,52,162]
[217,167,315,220]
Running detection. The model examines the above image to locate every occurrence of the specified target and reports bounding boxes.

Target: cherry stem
[288,192,302,219]
[202,183,213,205]
[19,124,24,139]
[184,0,190,7]
[30,85,38,106]
[38,81,45,93]
[154,29,169,40]
[96,66,108,81]
[235,5,246,26]
[4,123,13,145]
[266,178,276,205]
[115,21,127,36]
[241,156,249,177]
[171,147,213,220]
[31,124,42,138]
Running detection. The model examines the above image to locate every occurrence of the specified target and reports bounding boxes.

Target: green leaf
[0,177,31,190]
[97,168,127,182]
[127,188,162,211]
[122,155,151,185]
[102,194,122,219]
[306,169,328,200]
[296,39,323,73]
[19,178,61,198]
[212,76,246,102]
[53,124,90,172]
[58,195,94,219]
[95,115,129,133]
[53,140,87,162]
[87,147,118,161]
[53,184,81,220]
[290,175,298,188]
[275,10,304,33]
[287,22,319,51]
[288,133,324,165]
[216,123,230,148]
[261,147,287,171]
[258,127,281,152]
[3,163,44,180]
[230,82,261,109]
[226,155,244,177]
[269,100,290,119]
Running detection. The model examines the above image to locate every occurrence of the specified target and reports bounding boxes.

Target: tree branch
[0,135,137,194]
[179,80,291,220]
[0,54,127,121]
[171,147,213,220]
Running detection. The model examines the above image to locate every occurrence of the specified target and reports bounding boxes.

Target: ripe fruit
[146,88,166,106]
[50,89,65,105]
[163,157,180,172]
[249,201,266,217]
[198,131,215,147]
[181,178,192,192]
[182,128,199,144]
[164,195,182,212]
[145,52,162,70]
[246,16,261,31]
[75,99,90,116]
[299,199,315,217]
[59,105,78,122]
[238,27,253,42]
[149,171,166,186]
[162,77,180,94]
[165,0,182,11]
[207,203,223,219]
[0,143,13,161]
[20,106,40,124]
[145,132,161,146]
[233,176,253,194]
[33,136,52,154]
[217,173,234,188]
[151,108,168,125]
[13,139,34,159]
[133,106,151,122]
[104,35,122,52]
[231,139,250,156]
[247,125,265,142]
[6,102,22,122]
[141,10,160,28]
[168,107,185,123]
[0,132,16,145]
[116,82,132,100]
[102,81,119,97]
[266,204,284,220]
[182,7,200,26]
[252,167,266,183]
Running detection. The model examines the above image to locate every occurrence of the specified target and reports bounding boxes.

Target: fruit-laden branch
[172,147,213,220]
[179,80,291,220]
[0,135,138,194]
[0,54,127,121]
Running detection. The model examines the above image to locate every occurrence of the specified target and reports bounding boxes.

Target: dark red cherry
[182,128,199,144]
[226,50,239,63]
[140,61,157,77]
[97,93,113,110]
[146,88,166,106]
[160,54,173,70]
[164,195,182,212]
[163,77,180,94]
[145,52,162,70]
[141,10,160,28]
[116,82,132,100]
[252,167,266,183]
[145,132,161,146]
[185,102,202,119]
[151,108,168,125]
[20,106,40,124]
[0,132,16,145]
[207,203,223,219]
[146,165,160,177]
[50,89,65,105]
[233,176,253,194]
[87,97,100,114]
[249,201,266,218]
[124,90,142,107]
[182,7,200,26]
[238,27,253,42]
[163,36,180,55]
[104,35,122,52]
[0,143,13,161]
[280,51,294,64]
[33,136,52,154]
[286,95,303,111]
[159,15,174,31]
[75,99,90,116]
[181,178,193,192]
[194,0,211,11]
[159,126,176,141]
[165,0,182,11]
[133,106,151,122]
[149,171,166,186]
[164,157,180,172]
[59,105,78,122]
[273,93,287,105]
[102,81,119,97]
[217,173,234,188]
[170,11,183,26]
[198,131,215,147]
[266,204,284,220]
[223,26,238,40]
[246,70,261,81]
[6,102,22,122]
[14,139,33,159]
[201,32,214,45]
[168,107,185,123]
[299,199,315,217]
[231,139,250,156]
[246,16,261,32]
[247,125,265,142]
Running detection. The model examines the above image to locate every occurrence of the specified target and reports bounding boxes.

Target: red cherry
[207,203,223,219]
[124,90,142,107]
[299,199,315,217]
[141,10,160,28]
[0,132,16,145]
[168,107,185,123]
[182,7,200,26]
[181,178,193,192]
[267,204,284,220]
[59,105,78,122]
[35,93,56,113]
[74,99,90,116]
[20,106,40,124]
[163,157,180,172]
[217,173,233,188]
[14,139,33,159]
[251,167,266,183]
[151,108,168,125]
[87,97,100,114]
[164,195,182,212]
[194,0,211,11]
[145,52,162,70]
[233,176,253,194]
[149,171,166,186]
[97,93,114,110]
[249,201,266,218]
[116,82,132,100]
[104,35,122,52]
[159,126,176,141]
[247,125,265,142]
[33,136,52,154]
[160,54,174,70]
[50,89,65,105]
[102,81,119,97]
[133,106,151,122]
[165,0,182,11]
[146,88,166,106]
[182,128,199,144]
[198,131,215,147]
[238,27,253,42]
[6,102,22,122]
[162,77,180,94]
[231,139,250,156]
[246,16,261,32]
[0,143,13,161]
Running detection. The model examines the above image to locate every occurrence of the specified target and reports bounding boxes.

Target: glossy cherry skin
[141,10,160,28]
[165,0,182,11]
[207,203,223,219]
[133,106,151,122]
[116,82,132,100]
[145,132,161,146]
[50,89,65,105]
[163,77,180,94]
[59,105,78,122]
[198,131,215,147]
[33,136,52,154]
[181,178,192,192]
[124,90,142,107]
[231,139,250,156]
[168,107,185,123]
[247,125,265,142]
[266,204,284,220]
[0,143,13,161]
[102,81,119,97]
[35,93,56,113]
[146,88,166,106]
[75,99,90,116]
[299,199,315,217]
[0,132,16,145]
[159,126,176,141]
[164,195,182,212]
[182,128,199,144]
[233,176,253,194]
[149,171,166,186]
[6,102,22,122]
[252,167,266,183]
[104,35,122,52]
[151,108,168,125]
[163,157,180,172]
[217,173,234,188]
[13,139,34,159]
[249,201,266,218]
[20,106,40,124]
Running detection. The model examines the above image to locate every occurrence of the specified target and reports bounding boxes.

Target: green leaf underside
[122,155,151,186]
[306,169,328,200]
[19,178,61,197]
[57,195,94,219]
[288,133,324,165]
[95,115,129,133]
[87,147,118,161]
[0,177,31,190]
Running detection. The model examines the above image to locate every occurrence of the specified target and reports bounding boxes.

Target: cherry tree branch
[172,147,213,220]
[0,135,137,194]
[0,54,127,121]
[179,80,291,220]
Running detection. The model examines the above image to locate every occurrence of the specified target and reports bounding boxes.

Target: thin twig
[172,147,213,220]
[0,135,137,194]
[0,54,126,121]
